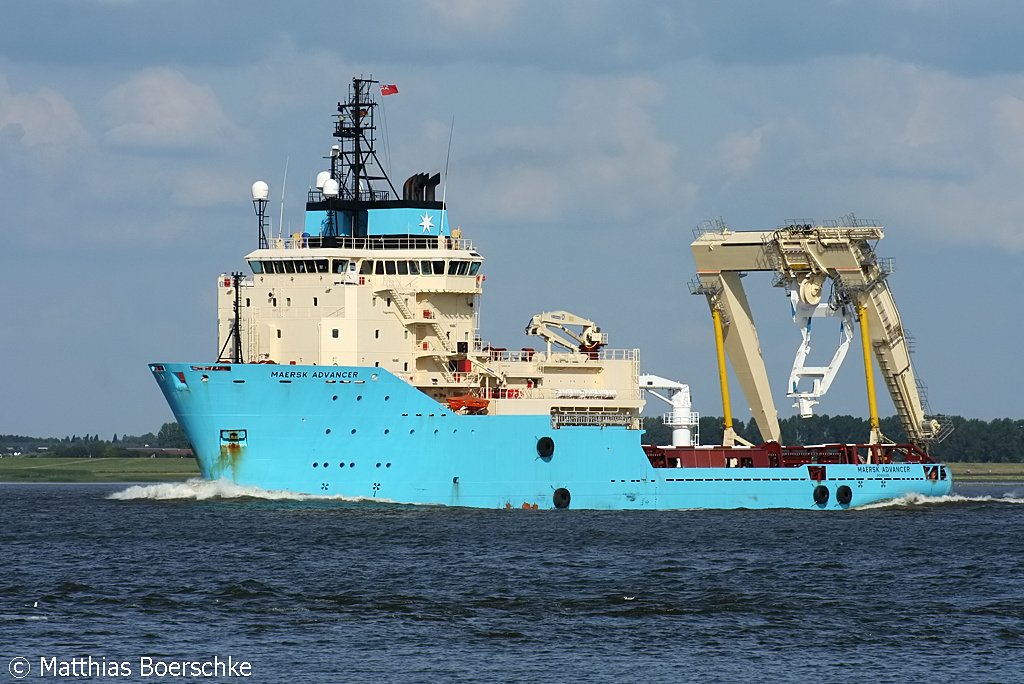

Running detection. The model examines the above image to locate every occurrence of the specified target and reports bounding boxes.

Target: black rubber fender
[836,485,853,506]
[813,484,830,506]
[553,487,571,509]
[537,436,555,459]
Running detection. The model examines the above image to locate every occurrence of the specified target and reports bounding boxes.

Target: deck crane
[639,374,699,447]
[689,218,949,449]
[525,311,608,357]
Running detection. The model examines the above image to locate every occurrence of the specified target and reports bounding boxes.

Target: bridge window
[360,260,373,275]
[420,260,433,275]
[469,262,481,275]
[249,261,264,274]
[447,261,459,275]
[432,260,445,274]
[408,261,420,275]
[457,261,470,275]
[397,261,408,275]
[284,261,296,274]
[332,259,348,274]
[315,259,329,273]
[375,261,385,275]
[385,261,397,275]
[295,260,307,273]
[272,261,285,274]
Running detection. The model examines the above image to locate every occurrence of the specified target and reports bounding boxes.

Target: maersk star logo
[419,213,435,233]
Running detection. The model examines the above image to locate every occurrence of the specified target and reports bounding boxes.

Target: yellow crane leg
[857,304,881,446]
[712,307,736,446]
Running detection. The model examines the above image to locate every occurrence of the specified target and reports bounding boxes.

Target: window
[432,260,445,274]
[286,297,291,306]
[295,260,307,273]
[408,260,420,275]
[469,262,481,275]
[375,329,380,339]
[332,329,339,338]
[420,260,433,275]
[276,329,282,339]
[457,261,469,275]
[332,259,348,274]
[272,262,285,274]
[385,261,397,275]
[360,260,374,275]
[249,261,264,274]
[313,297,318,306]
[245,298,250,307]
[284,261,296,273]
[448,261,459,275]
[397,261,408,275]
[315,259,329,273]
[375,261,385,275]
[386,297,391,307]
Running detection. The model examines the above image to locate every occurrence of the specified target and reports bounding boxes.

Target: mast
[332,76,398,201]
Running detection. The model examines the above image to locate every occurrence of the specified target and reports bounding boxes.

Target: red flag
[380,84,399,96]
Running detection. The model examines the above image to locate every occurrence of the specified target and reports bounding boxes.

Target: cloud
[103,68,239,149]
[467,75,682,226]
[0,74,88,149]
[421,0,526,29]
[718,126,768,177]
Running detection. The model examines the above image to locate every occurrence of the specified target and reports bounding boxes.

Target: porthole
[332,395,338,401]
[325,429,332,435]
[351,429,357,434]
[322,462,329,468]
[349,462,355,468]
[386,463,392,468]
[313,462,319,468]
[339,463,345,468]
[376,462,381,468]
[384,395,390,401]
[410,429,415,434]
[384,429,390,435]
[356,395,362,401]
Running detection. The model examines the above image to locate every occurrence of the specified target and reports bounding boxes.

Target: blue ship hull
[150,362,953,509]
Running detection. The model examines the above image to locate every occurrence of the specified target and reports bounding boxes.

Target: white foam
[108,478,387,503]
[857,491,1024,509]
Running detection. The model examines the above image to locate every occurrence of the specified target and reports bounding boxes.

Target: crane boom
[690,220,947,448]
[525,310,608,357]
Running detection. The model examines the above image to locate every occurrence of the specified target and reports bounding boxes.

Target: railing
[265,235,475,251]
[551,412,637,428]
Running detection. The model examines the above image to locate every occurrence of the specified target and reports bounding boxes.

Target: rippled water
[2,482,1023,682]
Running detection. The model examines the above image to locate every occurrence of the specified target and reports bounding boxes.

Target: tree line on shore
[4,415,1023,462]
[642,414,1024,462]
[1,423,190,458]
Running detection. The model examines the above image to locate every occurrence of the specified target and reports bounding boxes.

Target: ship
[150,77,953,509]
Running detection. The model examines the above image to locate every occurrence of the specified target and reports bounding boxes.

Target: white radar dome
[315,171,331,190]
[251,180,269,201]
[322,178,340,199]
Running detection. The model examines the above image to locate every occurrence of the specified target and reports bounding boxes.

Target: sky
[2,0,1022,439]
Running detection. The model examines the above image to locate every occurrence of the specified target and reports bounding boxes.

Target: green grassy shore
[0,457,1022,483]
[0,457,200,483]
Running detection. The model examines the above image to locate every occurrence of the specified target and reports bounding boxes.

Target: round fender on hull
[537,436,555,459]
[553,487,571,509]
[836,485,853,506]
[813,485,830,506]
